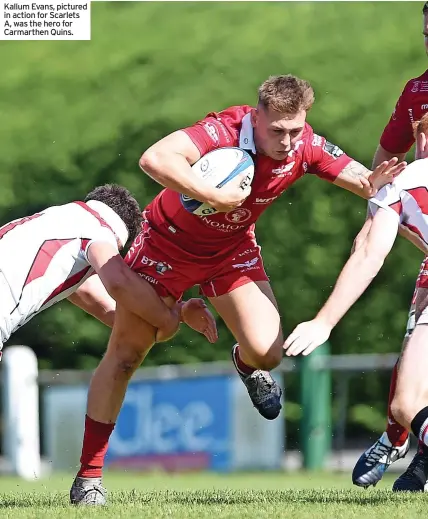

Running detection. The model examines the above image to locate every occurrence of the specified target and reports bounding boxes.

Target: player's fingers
[229,172,249,188]
[205,312,218,341]
[302,342,320,356]
[285,336,306,356]
[373,160,388,175]
[391,161,407,177]
[283,332,298,350]
[287,339,307,357]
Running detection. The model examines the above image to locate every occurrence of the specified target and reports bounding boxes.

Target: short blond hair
[258,75,315,114]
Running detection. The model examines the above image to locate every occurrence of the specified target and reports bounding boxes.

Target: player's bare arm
[372,144,406,169]
[68,275,116,327]
[87,240,180,336]
[139,130,250,212]
[70,274,218,343]
[284,208,399,357]
[333,159,407,198]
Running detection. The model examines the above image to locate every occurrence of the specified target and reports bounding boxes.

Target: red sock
[385,362,409,446]
[233,345,255,376]
[77,415,115,479]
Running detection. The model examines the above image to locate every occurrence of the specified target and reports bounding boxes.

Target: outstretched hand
[283,319,332,357]
[363,158,407,197]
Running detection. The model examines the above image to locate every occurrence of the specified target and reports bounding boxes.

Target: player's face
[423,13,428,54]
[252,106,306,160]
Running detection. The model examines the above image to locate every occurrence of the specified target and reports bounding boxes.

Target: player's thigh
[396,257,427,361]
[394,288,428,412]
[208,280,282,366]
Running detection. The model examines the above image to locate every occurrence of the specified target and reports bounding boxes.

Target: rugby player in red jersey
[70,74,405,505]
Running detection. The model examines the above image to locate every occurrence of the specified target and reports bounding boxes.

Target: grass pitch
[0,470,427,518]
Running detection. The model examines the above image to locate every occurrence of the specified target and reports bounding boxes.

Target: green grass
[1,471,428,518]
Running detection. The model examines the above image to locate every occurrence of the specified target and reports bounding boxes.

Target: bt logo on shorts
[140,255,172,275]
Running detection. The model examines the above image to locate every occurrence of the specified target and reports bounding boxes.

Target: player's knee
[107,339,153,379]
[112,350,146,379]
[247,338,283,371]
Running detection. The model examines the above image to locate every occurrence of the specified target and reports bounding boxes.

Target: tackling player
[69,74,406,505]
[284,113,428,492]
[0,183,216,354]
[350,1,428,491]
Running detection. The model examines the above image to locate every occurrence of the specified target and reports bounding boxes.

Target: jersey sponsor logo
[323,140,344,159]
[201,217,247,232]
[237,248,257,257]
[408,108,414,123]
[215,117,232,143]
[225,208,252,223]
[422,104,428,110]
[232,257,259,271]
[138,272,158,285]
[203,122,220,144]
[312,134,323,147]
[140,255,172,275]
[254,196,278,204]
[271,162,295,177]
[412,81,420,93]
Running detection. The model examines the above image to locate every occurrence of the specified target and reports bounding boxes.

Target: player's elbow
[139,147,165,177]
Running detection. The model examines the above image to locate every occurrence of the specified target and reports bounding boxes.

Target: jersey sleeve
[80,226,119,263]
[306,134,353,182]
[368,183,403,223]
[379,82,415,154]
[181,112,237,156]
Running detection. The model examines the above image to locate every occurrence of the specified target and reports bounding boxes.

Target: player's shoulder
[204,105,252,127]
[402,69,428,95]
[393,158,428,189]
[195,105,252,146]
[301,123,327,149]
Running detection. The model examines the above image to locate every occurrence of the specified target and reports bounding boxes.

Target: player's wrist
[314,312,336,330]
[201,186,223,208]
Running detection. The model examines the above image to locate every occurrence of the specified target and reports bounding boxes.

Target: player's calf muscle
[392,325,428,429]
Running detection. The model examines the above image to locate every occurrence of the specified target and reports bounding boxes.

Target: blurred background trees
[0,1,424,439]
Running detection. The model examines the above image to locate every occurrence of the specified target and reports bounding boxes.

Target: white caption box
[1,0,91,40]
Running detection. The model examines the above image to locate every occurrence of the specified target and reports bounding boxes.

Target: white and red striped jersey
[369,158,428,245]
[0,201,121,344]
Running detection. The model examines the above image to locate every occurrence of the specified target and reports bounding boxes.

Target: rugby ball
[180,147,254,216]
